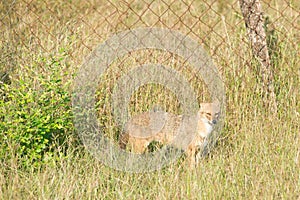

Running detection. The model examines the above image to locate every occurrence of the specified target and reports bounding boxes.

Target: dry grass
[0,0,299,199]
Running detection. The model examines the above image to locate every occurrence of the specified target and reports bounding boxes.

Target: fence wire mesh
[2,0,299,72]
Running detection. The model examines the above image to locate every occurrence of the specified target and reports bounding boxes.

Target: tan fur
[119,102,220,167]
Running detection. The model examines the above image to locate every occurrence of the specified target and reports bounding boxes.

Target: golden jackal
[119,102,220,167]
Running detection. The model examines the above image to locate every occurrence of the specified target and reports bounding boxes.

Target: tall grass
[0,0,299,199]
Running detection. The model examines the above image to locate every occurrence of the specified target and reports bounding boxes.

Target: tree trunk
[239,0,277,114]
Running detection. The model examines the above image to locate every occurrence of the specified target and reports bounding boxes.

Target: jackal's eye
[205,113,212,120]
[215,113,220,118]
[206,113,212,116]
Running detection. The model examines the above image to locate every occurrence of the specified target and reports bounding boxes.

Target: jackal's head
[199,102,220,126]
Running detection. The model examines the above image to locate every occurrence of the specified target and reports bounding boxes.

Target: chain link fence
[2,0,299,71]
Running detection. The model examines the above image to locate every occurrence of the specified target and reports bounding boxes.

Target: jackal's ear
[212,99,221,110]
[212,99,220,106]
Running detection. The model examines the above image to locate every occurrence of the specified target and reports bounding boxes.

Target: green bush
[0,54,74,166]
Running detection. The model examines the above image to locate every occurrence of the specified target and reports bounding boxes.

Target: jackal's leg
[186,147,197,168]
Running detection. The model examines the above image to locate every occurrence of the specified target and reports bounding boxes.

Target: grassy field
[0,0,299,199]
